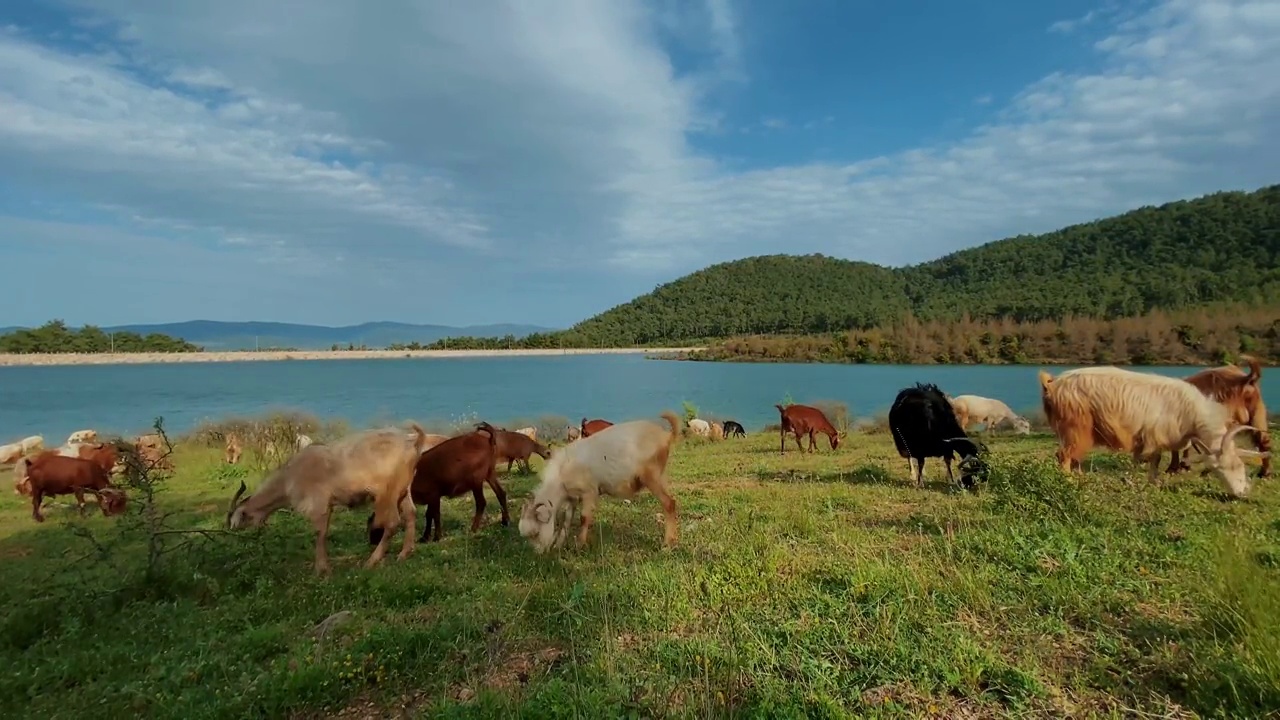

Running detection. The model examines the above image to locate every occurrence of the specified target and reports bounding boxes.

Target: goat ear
[534,502,552,524]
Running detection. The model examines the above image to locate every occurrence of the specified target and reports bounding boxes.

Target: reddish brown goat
[580,417,614,438]
[775,403,843,454]
[70,442,121,475]
[367,422,507,544]
[1166,356,1271,477]
[15,453,126,522]
[494,429,551,474]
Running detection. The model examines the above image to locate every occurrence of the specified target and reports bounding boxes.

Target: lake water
[1,355,1272,442]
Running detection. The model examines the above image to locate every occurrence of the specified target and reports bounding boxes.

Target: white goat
[515,426,537,441]
[687,418,710,437]
[227,423,430,575]
[66,429,98,445]
[295,433,314,451]
[520,411,681,553]
[1038,367,1264,496]
[20,436,43,454]
[950,394,1031,435]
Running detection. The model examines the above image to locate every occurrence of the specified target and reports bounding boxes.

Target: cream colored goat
[950,394,1031,435]
[515,427,537,441]
[66,429,98,444]
[1039,367,1264,497]
[520,411,681,553]
[687,418,710,437]
[227,422,430,575]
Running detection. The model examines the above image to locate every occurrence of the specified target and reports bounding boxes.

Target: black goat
[887,383,988,490]
[722,420,746,438]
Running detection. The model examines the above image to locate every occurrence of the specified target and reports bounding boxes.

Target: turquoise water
[0,355,1271,442]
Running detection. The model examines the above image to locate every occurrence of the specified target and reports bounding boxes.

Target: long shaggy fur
[520,411,681,553]
[1168,356,1270,477]
[1038,366,1261,496]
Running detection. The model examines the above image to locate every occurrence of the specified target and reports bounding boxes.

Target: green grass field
[2,424,1278,719]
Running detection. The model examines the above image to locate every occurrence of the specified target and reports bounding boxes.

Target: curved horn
[1220,424,1251,453]
[226,480,248,523]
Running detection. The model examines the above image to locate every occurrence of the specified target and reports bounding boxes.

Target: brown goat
[224,434,242,464]
[368,422,506,544]
[581,417,613,438]
[495,429,551,474]
[1166,356,1271,478]
[775,404,843,454]
[15,454,126,522]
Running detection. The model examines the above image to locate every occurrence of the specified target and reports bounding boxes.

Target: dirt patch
[447,646,566,703]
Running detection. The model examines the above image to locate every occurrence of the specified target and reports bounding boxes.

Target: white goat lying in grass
[520,411,681,553]
[949,394,1031,435]
[226,422,430,575]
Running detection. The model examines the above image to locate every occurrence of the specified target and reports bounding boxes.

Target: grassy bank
[2,421,1278,718]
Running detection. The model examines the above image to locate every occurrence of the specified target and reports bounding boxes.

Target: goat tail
[1240,354,1262,385]
[407,422,429,454]
[1037,370,1054,393]
[659,410,682,445]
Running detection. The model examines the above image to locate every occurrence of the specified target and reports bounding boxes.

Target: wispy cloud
[0,0,1277,326]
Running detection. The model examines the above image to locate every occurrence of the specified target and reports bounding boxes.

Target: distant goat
[295,434,314,451]
[1038,366,1262,496]
[494,428,551,474]
[888,384,988,490]
[722,420,746,438]
[687,418,710,438]
[709,421,725,440]
[949,394,1031,435]
[775,404,843,454]
[224,434,243,464]
[580,418,613,438]
[520,411,681,553]
[66,429,98,445]
[226,423,430,575]
[1166,356,1270,478]
[16,453,126,522]
[564,425,582,442]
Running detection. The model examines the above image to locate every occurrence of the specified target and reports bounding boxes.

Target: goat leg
[396,493,416,562]
[31,490,45,523]
[74,488,88,516]
[575,493,599,547]
[486,474,510,526]
[944,456,956,490]
[469,486,487,533]
[312,509,333,576]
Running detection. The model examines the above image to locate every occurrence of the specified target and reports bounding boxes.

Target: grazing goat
[775,404,843,454]
[722,420,746,438]
[1166,356,1271,478]
[226,423,430,575]
[889,384,988,490]
[2,436,44,465]
[687,418,711,438]
[15,454,126,522]
[66,429,98,445]
[1038,367,1263,497]
[368,422,506,544]
[296,434,314,451]
[494,428,551,474]
[580,418,613,438]
[224,434,242,464]
[949,394,1031,435]
[133,433,175,471]
[520,411,681,553]
[710,421,725,441]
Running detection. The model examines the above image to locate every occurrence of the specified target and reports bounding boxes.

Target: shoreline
[0,347,702,368]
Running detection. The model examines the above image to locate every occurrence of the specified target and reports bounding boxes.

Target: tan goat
[226,423,430,575]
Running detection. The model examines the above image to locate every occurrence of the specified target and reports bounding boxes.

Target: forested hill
[561,185,1280,346]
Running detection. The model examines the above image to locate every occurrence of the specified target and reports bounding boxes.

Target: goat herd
[1,358,1271,575]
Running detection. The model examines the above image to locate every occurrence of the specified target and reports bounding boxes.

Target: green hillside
[554,184,1280,346]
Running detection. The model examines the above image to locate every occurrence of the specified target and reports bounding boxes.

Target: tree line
[424,184,1280,351]
[685,303,1280,366]
[0,321,202,354]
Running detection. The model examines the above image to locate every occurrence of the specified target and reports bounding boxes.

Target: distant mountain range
[0,320,558,351]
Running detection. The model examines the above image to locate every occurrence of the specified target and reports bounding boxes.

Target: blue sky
[2,0,1278,329]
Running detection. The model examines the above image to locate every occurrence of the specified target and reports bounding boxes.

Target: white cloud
[0,0,1278,326]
